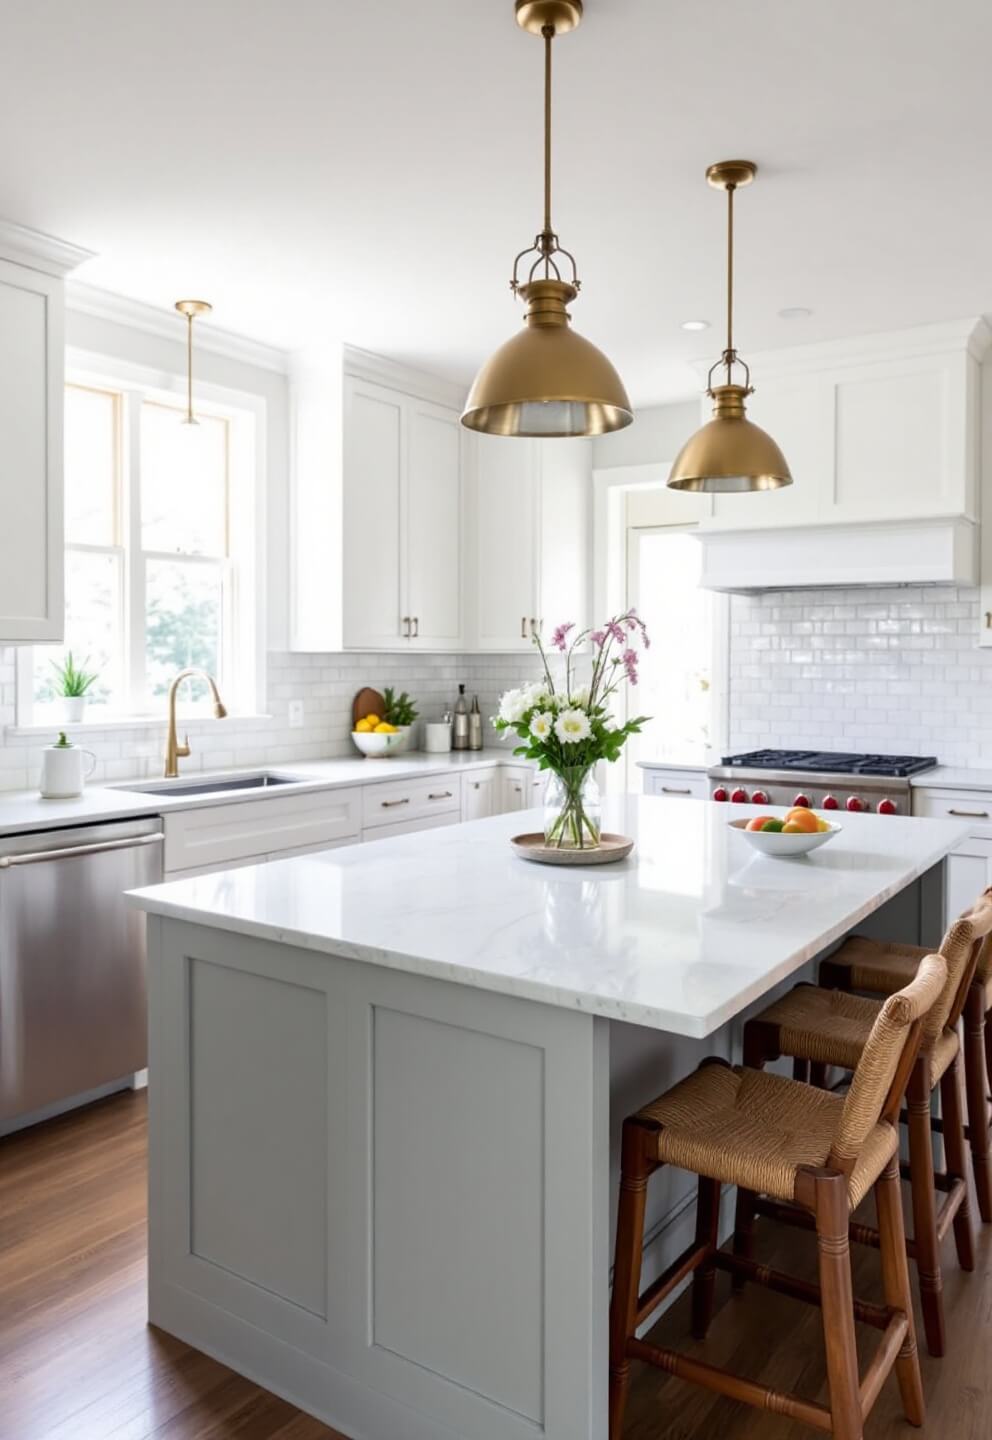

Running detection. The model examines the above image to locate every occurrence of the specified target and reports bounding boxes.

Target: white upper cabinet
[405,398,462,649]
[343,378,405,648]
[0,223,89,642]
[466,433,591,651]
[701,319,989,534]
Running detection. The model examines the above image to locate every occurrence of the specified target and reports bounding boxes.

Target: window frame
[15,348,267,729]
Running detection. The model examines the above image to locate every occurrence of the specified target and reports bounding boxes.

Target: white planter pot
[61,697,86,723]
[392,724,414,754]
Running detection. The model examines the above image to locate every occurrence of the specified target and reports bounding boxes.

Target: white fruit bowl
[352,730,406,758]
[729,817,841,857]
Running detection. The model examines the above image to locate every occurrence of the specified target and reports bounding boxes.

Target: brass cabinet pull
[661,786,692,795]
[412,616,419,638]
[401,616,411,638]
[520,616,527,639]
[381,797,410,808]
[948,808,990,819]
[428,791,453,800]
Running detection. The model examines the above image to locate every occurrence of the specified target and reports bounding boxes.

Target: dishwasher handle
[0,831,165,868]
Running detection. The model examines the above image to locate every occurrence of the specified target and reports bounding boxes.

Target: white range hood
[698,516,977,592]
[689,318,990,594]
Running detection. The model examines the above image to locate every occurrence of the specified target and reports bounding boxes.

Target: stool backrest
[965,887,992,987]
[829,952,947,1171]
[923,889,992,1050]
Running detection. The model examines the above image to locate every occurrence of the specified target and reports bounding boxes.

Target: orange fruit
[746,816,776,832]
[784,809,819,834]
[782,820,807,834]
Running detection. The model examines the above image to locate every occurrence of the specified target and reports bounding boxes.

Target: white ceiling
[3,0,991,403]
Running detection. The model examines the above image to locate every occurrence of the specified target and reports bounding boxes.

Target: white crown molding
[65,280,291,375]
[689,316,992,384]
[343,342,466,410]
[0,218,93,277]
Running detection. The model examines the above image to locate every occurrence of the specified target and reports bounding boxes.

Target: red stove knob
[793,793,811,809]
[877,798,897,815]
[846,795,866,813]
[822,794,840,810]
[711,786,729,803]
[730,787,749,804]
[751,789,770,806]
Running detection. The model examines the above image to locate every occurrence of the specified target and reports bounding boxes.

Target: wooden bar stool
[817,888,992,1226]
[741,900,991,1358]
[609,954,946,1440]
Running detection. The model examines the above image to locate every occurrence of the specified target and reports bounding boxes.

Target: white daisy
[498,687,530,724]
[554,708,591,744]
[529,711,554,740]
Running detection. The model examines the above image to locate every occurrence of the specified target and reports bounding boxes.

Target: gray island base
[131,796,967,1440]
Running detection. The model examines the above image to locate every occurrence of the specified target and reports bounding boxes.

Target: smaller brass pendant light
[461,0,632,438]
[667,162,792,493]
[175,299,213,426]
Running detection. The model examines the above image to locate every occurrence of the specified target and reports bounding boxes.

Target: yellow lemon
[817,818,831,832]
[374,722,397,733]
[355,719,372,733]
[782,820,806,834]
[365,713,380,727]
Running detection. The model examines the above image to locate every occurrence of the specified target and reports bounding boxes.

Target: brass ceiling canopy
[461,0,632,438]
[667,161,792,493]
[175,299,213,426]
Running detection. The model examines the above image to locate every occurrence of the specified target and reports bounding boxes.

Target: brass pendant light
[667,162,792,493]
[175,299,212,426]
[461,0,632,438]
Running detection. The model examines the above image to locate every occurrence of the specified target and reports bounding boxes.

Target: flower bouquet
[494,610,650,850]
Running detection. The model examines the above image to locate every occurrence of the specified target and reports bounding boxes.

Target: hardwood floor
[2,1089,990,1439]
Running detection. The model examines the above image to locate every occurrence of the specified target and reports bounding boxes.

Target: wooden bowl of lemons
[352,711,405,757]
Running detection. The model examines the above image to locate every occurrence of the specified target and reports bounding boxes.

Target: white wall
[591,399,698,470]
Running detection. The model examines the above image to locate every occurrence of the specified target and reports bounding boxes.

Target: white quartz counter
[0,749,522,837]
[911,766,992,792]
[129,796,967,1038]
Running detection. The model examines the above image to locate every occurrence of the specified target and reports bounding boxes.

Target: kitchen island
[129,796,968,1440]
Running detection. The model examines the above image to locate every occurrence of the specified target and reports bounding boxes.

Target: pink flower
[590,629,606,648]
[607,619,627,645]
[622,648,639,685]
[550,621,575,652]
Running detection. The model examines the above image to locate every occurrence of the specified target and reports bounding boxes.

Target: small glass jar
[543,766,601,850]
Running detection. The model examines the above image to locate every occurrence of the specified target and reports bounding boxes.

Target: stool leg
[875,1153,925,1426]
[984,1000,992,1102]
[609,1119,655,1440]
[810,1061,828,1089]
[732,1186,757,1293]
[963,983,992,1223]
[691,1175,721,1338]
[906,1062,945,1357]
[812,1170,863,1440]
[793,1057,811,1083]
[939,1056,975,1272]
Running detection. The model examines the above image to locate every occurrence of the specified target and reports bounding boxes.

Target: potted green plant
[50,652,99,724]
[382,688,419,753]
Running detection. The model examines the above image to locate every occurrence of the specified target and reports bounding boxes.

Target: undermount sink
[115,771,309,799]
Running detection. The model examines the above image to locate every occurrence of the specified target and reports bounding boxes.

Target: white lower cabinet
[501,765,544,813]
[162,789,363,875]
[642,768,709,801]
[363,811,462,842]
[913,786,992,925]
[462,769,498,822]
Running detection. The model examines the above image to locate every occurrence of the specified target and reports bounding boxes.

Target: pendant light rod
[174,299,212,425]
[543,25,554,239]
[725,181,734,380]
[704,159,756,393]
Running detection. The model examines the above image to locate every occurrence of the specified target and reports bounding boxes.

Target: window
[625,525,728,773]
[21,368,261,726]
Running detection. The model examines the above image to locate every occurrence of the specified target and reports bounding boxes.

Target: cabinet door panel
[343,379,404,648]
[406,401,462,649]
[537,438,590,639]
[472,435,537,650]
[946,844,992,925]
[462,771,497,821]
[0,261,63,639]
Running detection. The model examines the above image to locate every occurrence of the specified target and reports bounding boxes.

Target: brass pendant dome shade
[461,0,632,438]
[668,162,792,493]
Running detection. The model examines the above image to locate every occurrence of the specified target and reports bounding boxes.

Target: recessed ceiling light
[778,306,813,320]
[681,319,710,332]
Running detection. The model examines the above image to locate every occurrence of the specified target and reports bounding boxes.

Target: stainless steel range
[707,749,938,817]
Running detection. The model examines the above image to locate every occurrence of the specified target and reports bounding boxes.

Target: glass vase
[543,766,602,850]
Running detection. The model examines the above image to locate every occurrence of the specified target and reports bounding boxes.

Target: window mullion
[124,394,145,713]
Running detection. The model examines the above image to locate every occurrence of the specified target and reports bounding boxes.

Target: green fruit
[761,819,785,832]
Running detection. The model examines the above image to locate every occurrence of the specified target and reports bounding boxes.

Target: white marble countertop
[0,750,524,837]
[636,756,712,773]
[128,796,968,1038]
[910,766,992,792]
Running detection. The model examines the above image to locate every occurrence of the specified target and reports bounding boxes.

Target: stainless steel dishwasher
[0,816,163,1126]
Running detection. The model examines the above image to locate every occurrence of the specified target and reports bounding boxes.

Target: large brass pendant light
[175,298,212,426]
[667,162,792,492]
[461,0,632,438]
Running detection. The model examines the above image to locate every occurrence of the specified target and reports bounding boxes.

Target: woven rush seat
[755,982,961,1082]
[639,1061,895,1208]
[822,935,923,994]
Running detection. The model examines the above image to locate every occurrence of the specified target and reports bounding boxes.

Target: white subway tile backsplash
[729,584,991,767]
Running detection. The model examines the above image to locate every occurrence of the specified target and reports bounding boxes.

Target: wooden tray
[352,687,386,729]
[510,833,634,866]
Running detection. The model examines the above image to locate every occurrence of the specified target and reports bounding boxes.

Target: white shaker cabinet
[466,433,591,651]
[0,225,88,641]
[912,786,992,928]
[342,377,463,651]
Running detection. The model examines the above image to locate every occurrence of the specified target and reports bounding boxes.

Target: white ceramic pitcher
[40,733,97,798]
